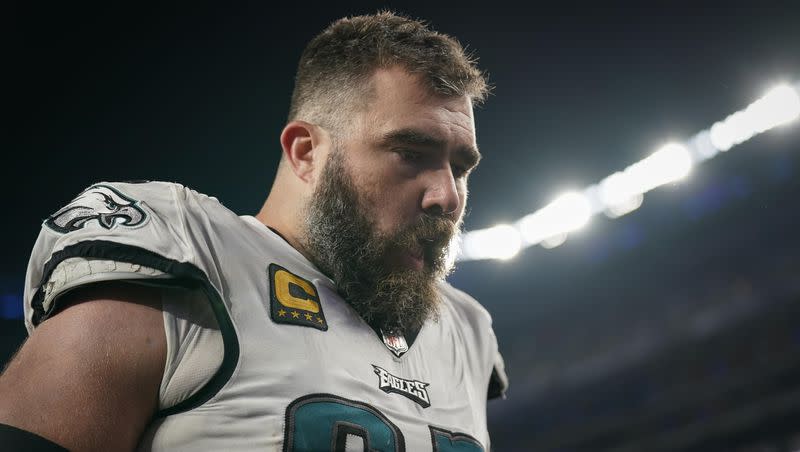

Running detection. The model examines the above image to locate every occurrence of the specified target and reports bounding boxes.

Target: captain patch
[45,184,148,234]
[372,365,431,408]
[268,263,327,331]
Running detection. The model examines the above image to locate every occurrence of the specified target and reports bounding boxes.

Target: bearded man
[0,11,507,451]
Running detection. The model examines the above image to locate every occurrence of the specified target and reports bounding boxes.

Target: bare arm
[0,281,167,452]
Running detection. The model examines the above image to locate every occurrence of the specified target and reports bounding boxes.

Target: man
[0,11,507,451]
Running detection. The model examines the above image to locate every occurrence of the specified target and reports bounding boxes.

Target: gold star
[278,309,287,317]
[316,316,324,324]
[304,313,313,321]
[291,311,300,318]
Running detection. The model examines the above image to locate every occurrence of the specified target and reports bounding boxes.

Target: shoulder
[436,281,496,349]
[38,179,236,248]
[438,280,509,399]
[25,180,228,331]
[438,280,493,327]
[43,180,226,233]
[32,180,210,272]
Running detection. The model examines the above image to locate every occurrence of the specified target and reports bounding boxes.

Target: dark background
[5,1,800,450]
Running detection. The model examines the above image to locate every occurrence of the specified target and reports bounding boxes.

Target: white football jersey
[24,181,508,451]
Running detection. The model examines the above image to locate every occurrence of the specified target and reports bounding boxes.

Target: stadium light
[517,191,591,246]
[604,192,644,219]
[689,130,718,162]
[540,233,568,249]
[456,81,800,262]
[459,224,522,261]
[710,83,800,151]
[627,143,692,193]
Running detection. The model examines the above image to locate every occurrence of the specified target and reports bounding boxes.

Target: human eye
[395,148,422,163]
[452,148,480,179]
[452,163,470,179]
[452,157,478,179]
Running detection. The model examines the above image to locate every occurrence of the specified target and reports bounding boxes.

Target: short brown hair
[288,10,490,131]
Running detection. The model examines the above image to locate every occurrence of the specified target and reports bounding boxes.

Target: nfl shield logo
[381,329,409,357]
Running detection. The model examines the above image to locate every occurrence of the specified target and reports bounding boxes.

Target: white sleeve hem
[41,257,172,313]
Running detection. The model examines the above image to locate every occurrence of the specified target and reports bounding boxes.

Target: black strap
[0,423,69,451]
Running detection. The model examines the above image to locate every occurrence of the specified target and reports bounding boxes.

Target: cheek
[358,159,415,201]
[371,188,417,233]
[364,182,422,235]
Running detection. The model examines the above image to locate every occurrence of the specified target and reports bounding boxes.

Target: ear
[280,120,330,184]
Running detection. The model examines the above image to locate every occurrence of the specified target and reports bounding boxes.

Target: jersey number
[284,394,484,452]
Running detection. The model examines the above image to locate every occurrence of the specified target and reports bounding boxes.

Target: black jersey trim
[488,366,506,400]
[29,239,240,418]
[0,423,69,452]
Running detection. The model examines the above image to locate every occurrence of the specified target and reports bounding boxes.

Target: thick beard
[302,150,460,333]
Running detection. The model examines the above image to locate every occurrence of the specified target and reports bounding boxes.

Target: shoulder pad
[23,181,212,331]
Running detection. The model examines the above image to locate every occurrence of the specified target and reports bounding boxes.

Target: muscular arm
[0,281,167,452]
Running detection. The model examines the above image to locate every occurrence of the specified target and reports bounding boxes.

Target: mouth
[404,246,425,271]
[386,244,425,271]
[387,225,451,273]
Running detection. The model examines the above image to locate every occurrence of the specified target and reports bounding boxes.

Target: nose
[421,167,461,216]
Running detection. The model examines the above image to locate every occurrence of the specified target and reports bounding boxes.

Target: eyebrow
[379,128,482,168]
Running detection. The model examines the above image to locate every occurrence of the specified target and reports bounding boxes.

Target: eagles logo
[45,184,148,233]
[372,365,431,408]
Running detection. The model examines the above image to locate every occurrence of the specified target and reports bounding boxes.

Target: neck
[255,191,314,263]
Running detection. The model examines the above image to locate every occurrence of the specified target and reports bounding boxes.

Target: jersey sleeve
[23,181,200,332]
[22,181,231,412]
[157,282,224,412]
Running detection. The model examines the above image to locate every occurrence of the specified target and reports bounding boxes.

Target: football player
[0,11,507,451]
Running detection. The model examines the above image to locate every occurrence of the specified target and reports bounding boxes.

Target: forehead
[355,67,477,147]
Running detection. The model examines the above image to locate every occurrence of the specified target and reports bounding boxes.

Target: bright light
[605,193,644,218]
[454,79,800,262]
[709,120,733,151]
[690,130,718,161]
[599,172,640,211]
[598,143,691,212]
[710,83,800,151]
[755,84,800,130]
[518,191,591,245]
[651,142,693,183]
[552,192,592,231]
[626,143,692,193]
[597,171,645,218]
[540,233,568,249]
[459,224,522,261]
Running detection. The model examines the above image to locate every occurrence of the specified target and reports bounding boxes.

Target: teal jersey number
[285,394,404,452]
[430,427,484,452]
[284,394,484,452]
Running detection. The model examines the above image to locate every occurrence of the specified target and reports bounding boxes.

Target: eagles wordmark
[372,365,431,408]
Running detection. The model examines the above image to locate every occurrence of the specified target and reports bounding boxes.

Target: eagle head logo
[45,184,148,233]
